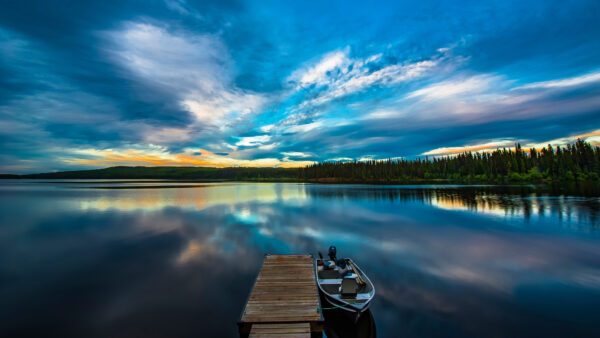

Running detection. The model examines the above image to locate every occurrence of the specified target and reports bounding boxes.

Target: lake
[0,180,599,337]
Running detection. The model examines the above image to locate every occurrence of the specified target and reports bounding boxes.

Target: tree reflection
[306,185,600,226]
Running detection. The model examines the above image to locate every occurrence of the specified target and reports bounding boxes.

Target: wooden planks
[238,254,323,337]
[249,323,310,337]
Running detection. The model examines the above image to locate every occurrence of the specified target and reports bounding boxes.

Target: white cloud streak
[288,49,352,89]
[407,74,502,101]
[235,135,271,147]
[515,70,600,90]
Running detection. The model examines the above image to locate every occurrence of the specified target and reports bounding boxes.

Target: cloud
[163,0,203,19]
[362,69,600,129]
[283,121,324,134]
[104,22,266,129]
[422,130,600,156]
[326,157,354,162]
[65,146,314,168]
[258,46,456,152]
[281,152,311,158]
[142,126,194,144]
[287,47,445,110]
[406,74,502,101]
[259,124,275,133]
[515,70,600,90]
[312,59,438,105]
[527,130,600,149]
[257,143,279,151]
[422,140,516,156]
[235,135,271,147]
[287,48,352,89]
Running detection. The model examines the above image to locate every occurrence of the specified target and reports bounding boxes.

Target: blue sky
[1,0,600,172]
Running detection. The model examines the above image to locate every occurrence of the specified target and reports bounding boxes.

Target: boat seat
[318,269,341,279]
[340,278,358,298]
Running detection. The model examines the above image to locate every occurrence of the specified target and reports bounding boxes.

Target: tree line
[298,139,600,183]
[21,166,298,181]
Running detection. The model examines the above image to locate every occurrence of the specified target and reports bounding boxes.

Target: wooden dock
[238,254,324,337]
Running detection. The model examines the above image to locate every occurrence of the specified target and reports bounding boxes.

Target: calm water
[1,180,599,337]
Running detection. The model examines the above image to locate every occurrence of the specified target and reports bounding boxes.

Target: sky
[1,0,600,173]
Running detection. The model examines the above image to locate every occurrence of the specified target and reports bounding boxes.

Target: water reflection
[307,185,600,227]
[59,182,600,228]
[0,181,599,337]
[77,183,308,212]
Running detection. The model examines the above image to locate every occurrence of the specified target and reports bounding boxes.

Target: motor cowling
[328,245,337,261]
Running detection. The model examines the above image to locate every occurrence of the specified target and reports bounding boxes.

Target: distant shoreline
[2,139,600,187]
[1,173,597,186]
[0,166,299,181]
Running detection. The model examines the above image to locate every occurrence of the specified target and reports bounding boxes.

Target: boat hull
[319,291,372,322]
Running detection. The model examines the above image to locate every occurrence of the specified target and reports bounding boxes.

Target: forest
[20,166,298,181]
[299,139,600,183]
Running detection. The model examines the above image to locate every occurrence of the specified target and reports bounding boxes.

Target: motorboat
[315,246,375,323]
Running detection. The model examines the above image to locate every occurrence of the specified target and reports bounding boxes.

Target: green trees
[299,140,600,183]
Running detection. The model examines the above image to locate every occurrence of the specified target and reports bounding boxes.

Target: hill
[15,166,299,181]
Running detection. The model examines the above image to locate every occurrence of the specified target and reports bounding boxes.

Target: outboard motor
[328,246,337,261]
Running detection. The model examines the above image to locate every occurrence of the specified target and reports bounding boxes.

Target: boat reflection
[322,299,376,338]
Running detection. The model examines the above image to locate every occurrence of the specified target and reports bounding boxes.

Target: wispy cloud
[287,48,352,89]
[422,130,600,156]
[422,140,515,156]
[515,70,600,90]
[163,0,203,19]
[66,146,314,168]
[407,74,503,101]
[235,135,271,147]
[366,69,600,127]
[281,151,311,158]
[527,130,600,149]
[287,47,445,110]
[283,121,325,134]
[259,46,458,150]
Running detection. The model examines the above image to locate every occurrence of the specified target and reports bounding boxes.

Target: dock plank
[249,323,310,337]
